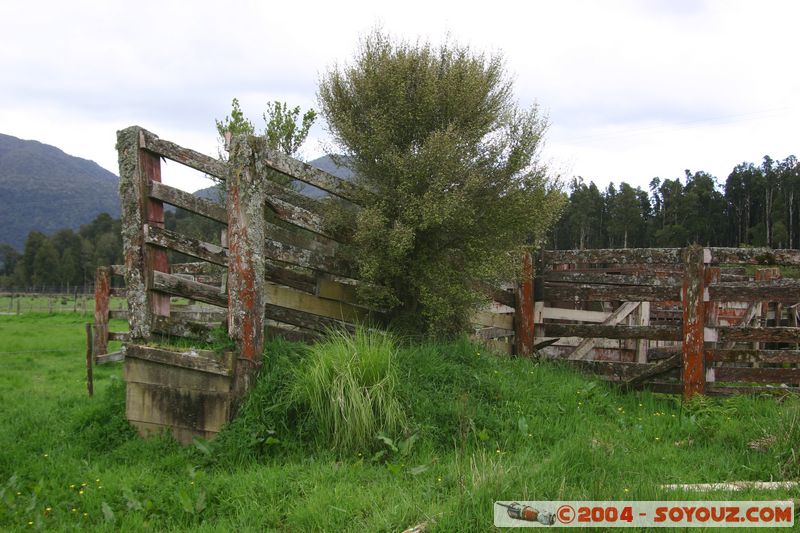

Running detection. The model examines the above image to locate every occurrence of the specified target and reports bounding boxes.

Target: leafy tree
[0,244,19,276]
[318,31,563,336]
[32,239,59,287]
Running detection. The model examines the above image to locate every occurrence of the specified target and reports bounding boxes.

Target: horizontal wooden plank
[125,356,231,392]
[149,181,227,224]
[262,178,326,214]
[534,336,627,349]
[126,382,230,435]
[624,354,681,386]
[265,303,356,334]
[150,314,216,342]
[708,247,800,266]
[712,367,800,384]
[544,283,680,302]
[483,338,514,355]
[544,323,681,341]
[706,385,800,396]
[267,194,332,238]
[266,324,320,343]
[95,350,125,364]
[265,283,367,324]
[472,310,514,330]
[140,128,228,180]
[542,271,682,286]
[265,238,354,278]
[145,225,228,266]
[647,347,681,360]
[152,271,228,308]
[110,264,125,276]
[714,326,800,343]
[316,277,358,305]
[265,261,317,293]
[171,262,222,275]
[126,343,233,376]
[266,221,338,256]
[541,306,610,323]
[472,326,514,340]
[261,146,363,203]
[708,349,800,364]
[475,282,515,308]
[708,279,800,302]
[542,248,683,267]
[108,331,129,341]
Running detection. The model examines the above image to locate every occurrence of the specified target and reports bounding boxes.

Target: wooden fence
[534,246,800,398]
[114,126,403,441]
[109,126,800,441]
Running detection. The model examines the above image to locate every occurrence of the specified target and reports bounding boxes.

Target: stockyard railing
[534,246,800,399]
[114,126,396,442]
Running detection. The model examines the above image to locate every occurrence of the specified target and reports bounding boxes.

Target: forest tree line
[551,154,800,250]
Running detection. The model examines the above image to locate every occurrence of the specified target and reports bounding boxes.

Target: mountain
[0,134,120,250]
[191,154,354,200]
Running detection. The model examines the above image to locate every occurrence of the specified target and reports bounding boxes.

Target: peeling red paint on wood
[682,245,705,399]
[93,266,110,358]
[515,251,535,356]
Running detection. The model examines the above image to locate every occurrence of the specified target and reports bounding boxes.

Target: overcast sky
[2,0,798,194]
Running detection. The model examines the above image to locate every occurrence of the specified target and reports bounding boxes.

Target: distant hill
[0,134,120,250]
[192,154,354,200]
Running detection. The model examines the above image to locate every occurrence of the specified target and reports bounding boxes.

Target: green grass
[0,314,798,531]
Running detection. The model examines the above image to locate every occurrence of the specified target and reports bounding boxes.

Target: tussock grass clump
[289,328,407,453]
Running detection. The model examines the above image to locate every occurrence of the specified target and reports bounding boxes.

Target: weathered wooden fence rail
[533,245,800,398]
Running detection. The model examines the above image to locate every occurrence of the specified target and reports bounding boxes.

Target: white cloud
[0,0,798,193]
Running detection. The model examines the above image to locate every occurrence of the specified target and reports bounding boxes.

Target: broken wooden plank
[544,283,680,302]
[625,354,681,386]
[148,181,227,224]
[140,128,228,180]
[545,323,681,341]
[708,279,800,302]
[170,262,218,275]
[567,301,640,360]
[475,281,516,308]
[152,271,227,308]
[708,247,800,266]
[145,225,228,267]
[542,248,683,267]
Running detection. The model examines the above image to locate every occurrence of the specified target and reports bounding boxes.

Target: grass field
[0,313,798,531]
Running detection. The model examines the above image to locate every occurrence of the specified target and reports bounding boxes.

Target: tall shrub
[318,31,563,336]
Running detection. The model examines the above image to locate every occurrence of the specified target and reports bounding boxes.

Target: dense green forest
[0,207,222,291]
[552,154,800,250]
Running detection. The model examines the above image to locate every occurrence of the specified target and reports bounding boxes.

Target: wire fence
[0,293,127,316]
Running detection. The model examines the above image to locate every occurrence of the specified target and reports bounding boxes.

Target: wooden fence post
[85,323,94,397]
[94,266,110,359]
[117,126,170,340]
[227,135,268,405]
[682,245,706,398]
[515,250,535,356]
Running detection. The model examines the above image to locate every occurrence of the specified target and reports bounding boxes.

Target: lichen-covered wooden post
[227,136,267,405]
[93,266,110,359]
[116,126,170,339]
[515,250,535,356]
[682,245,706,398]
